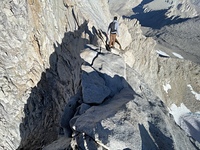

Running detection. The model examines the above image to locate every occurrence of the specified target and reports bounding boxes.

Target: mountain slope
[55,46,199,149]
[144,16,200,64]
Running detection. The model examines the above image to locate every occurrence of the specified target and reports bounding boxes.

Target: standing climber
[107,16,122,50]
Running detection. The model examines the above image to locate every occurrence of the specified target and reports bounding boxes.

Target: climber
[107,16,122,50]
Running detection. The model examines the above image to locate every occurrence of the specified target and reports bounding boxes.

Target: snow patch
[156,50,170,57]
[172,52,184,59]
[187,84,200,101]
[169,104,200,142]
[163,82,171,93]
[168,103,191,125]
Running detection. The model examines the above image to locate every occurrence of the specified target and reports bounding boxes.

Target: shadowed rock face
[17,23,89,149]
[58,47,199,150]
[0,1,67,149]
[0,0,200,150]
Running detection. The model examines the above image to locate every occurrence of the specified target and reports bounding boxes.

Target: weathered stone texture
[122,18,200,113]
[0,0,86,149]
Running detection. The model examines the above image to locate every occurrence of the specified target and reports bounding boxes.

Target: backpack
[110,22,116,32]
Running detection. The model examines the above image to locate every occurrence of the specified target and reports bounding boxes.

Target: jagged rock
[73,87,196,149]
[180,113,200,143]
[166,0,198,18]
[69,46,199,150]
[82,48,128,97]
[92,52,126,78]
[60,90,82,137]
[0,0,76,149]
[42,137,71,150]
[78,103,91,115]
[81,65,111,104]
[120,18,200,114]
[80,46,99,64]
[80,47,129,102]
